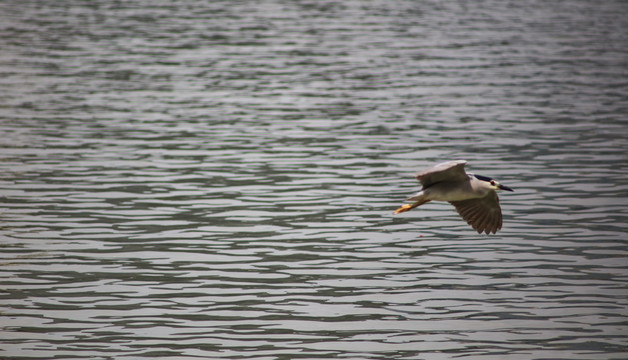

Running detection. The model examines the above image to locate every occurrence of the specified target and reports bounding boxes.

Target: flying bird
[394,160,513,234]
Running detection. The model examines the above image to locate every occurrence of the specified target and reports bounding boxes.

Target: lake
[1,0,627,359]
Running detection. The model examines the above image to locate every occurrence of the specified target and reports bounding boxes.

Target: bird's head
[473,174,514,192]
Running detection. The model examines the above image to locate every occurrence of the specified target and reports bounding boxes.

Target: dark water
[1,0,627,359]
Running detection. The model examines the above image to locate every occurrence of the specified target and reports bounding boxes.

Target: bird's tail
[393,199,429,214]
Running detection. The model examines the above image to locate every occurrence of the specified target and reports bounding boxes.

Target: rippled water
[1,0,627,359]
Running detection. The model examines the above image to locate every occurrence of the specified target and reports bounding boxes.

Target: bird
[394,160,513,234]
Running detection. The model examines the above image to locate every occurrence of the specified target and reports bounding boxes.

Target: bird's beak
[499,184,514,192]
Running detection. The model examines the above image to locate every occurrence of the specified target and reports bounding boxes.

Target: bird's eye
[490,180,496,186]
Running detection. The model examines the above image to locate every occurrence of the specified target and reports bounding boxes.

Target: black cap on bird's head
[473,174,514,192]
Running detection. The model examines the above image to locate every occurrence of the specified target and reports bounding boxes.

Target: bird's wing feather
[449,191,503,234]
[416,160,468,188]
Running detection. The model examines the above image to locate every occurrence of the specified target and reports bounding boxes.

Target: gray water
[1,0,627,359]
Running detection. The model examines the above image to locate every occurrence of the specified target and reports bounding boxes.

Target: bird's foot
[393,204,413,214]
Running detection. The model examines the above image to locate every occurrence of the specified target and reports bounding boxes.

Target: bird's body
[394,160,513,234]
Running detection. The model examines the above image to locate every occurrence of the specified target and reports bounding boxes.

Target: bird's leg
[393,204,414,214]
[393,200,428,214]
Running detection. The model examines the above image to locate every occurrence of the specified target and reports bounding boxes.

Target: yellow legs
[393,200,429,214]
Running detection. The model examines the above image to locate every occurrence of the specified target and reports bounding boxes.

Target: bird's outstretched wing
[416,160,468,188]
[449,191,503,234]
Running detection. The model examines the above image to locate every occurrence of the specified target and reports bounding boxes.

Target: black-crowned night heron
[394,160,513,234]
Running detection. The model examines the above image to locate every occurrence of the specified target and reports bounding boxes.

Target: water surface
[1,0,627,359]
